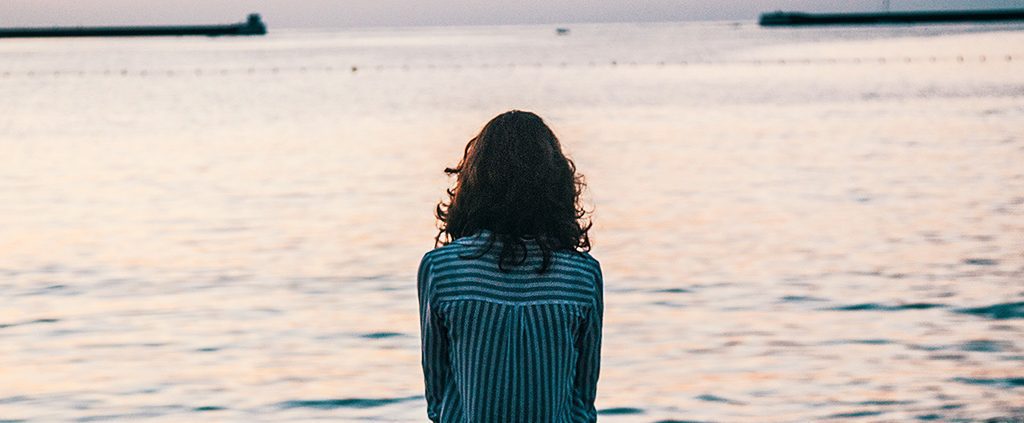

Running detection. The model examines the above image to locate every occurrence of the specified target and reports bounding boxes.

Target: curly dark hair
[434,110,592,273]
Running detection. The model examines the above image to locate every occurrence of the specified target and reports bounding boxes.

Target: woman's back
[418,231,603,422]
[421,110,601,422]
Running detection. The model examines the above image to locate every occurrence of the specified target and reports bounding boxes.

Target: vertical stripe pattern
[418,231,603,423]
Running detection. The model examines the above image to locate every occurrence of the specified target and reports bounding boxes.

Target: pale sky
[2,0,1022,28]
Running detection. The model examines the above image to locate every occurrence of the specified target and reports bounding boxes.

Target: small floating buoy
[979,55,986,62]
[351,65,358,73]
[1007,55,1013,62]
[611,60,617,66]
[957,55,964,62]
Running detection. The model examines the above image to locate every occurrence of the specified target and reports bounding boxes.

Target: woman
[418,110,603,422]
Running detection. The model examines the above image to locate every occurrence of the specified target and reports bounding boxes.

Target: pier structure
[0,14,267,38]
[759,9,1024,26]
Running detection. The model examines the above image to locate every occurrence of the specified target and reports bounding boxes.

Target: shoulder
[545,249,602,294]
[420,235,490,272]
[578,251,601,269]
[423,239,479,264]
[563,250,601,279]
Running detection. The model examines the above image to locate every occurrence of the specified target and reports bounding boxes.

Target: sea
[1,20,1023,422]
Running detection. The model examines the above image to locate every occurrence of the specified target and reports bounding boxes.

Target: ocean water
[1,20,1023,422]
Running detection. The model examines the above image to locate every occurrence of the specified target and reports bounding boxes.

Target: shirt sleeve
[572,259,603,422]
[418,253,449,422]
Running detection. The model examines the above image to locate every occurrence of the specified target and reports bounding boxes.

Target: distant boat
[556,27,570,36]
[759,8,1024,26]
[0,13,267,38]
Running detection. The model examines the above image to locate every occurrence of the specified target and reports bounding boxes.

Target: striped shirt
[418,231,603,423]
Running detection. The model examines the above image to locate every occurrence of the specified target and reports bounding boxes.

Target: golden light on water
[1,23,1022,421]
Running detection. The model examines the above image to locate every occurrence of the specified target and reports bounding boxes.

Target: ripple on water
[960,339,1013,353]
[654,420,712,423]
[826,410,885,419]
[928,354,967,361]
[652,288,691,294]
[696,394,744,405]
[962,258,999,266]
[907,344,946,352]
[0,318,60,330]
[596,407,644,415]
[0,396,30,405]
[278,396,421,409]
[361,332,405,339]
[652,300,687,308]
[826,339,893,345]
[854,400,914,406]
[955,302,1024,320]
[828,303,945,312]
[950,377,1024,389]
[779,295,828,303]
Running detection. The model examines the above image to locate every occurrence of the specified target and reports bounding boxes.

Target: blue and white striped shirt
[418,231,603,422]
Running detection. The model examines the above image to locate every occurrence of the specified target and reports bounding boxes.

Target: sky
[2,0,1023,28]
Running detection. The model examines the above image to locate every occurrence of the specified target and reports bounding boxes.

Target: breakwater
[0,13,266,38]
[760,9,1024,26]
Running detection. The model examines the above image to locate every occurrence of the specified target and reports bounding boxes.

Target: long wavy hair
[435,110,592,273]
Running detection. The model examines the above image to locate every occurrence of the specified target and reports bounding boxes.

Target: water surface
[1,21,1023,422]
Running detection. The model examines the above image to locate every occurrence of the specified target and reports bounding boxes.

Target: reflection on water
[1,22,1023,422]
